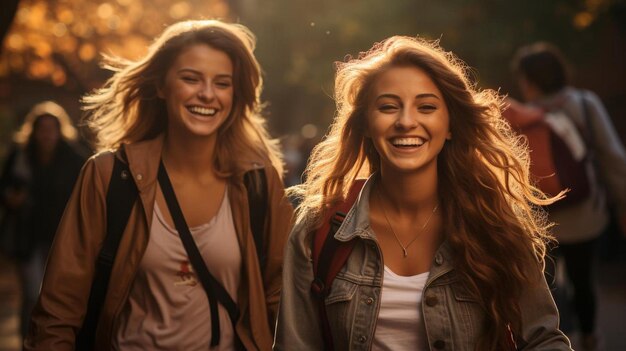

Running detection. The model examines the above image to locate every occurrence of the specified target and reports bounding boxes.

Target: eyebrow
[177,68,233,79]
[375,93,440,101]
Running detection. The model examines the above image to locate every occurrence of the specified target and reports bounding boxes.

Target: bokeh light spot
[6,34,25,51]
[169,2,191,19]
[78,43,97,61]
[301,124,318,139]
[53,23,68,37]
[573,12,594,30]
[97,3,115,19]
[57,8,74,24]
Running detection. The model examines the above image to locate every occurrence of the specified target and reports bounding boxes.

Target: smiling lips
[390,137,425,148]
[187,105,217,117]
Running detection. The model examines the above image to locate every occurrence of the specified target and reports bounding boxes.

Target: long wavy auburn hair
[83,20,283,176]
[290,36,561,350]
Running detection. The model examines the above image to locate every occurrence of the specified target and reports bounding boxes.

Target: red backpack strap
[310,179,366,351]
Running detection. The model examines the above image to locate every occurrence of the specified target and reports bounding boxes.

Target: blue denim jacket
[275,176,572,350]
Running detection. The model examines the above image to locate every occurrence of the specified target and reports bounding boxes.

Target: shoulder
[1,144,21,166]
[240,158,284,185]
[287,216,313,248]
[81,149,122,190]
[564,87,602,107]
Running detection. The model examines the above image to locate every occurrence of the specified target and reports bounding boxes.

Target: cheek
[221,90,234,106]
[366,113,388,139]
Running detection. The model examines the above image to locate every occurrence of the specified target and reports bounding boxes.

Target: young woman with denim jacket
[275,37,572,350]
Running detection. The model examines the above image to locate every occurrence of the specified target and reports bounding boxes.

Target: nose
[394,108,418,130]
[197,83,216,101]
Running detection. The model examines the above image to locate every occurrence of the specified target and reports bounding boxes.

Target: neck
[162,131,218,178]
[377,165,439,214]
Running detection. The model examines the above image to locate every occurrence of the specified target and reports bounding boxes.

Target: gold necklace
[376,188,438,258]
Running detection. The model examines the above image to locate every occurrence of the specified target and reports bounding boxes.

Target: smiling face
[366,65,451,175]
[158,44,234,140]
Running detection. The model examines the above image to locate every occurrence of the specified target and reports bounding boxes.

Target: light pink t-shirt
[115,189,241,351]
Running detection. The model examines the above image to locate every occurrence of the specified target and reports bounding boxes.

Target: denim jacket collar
[332,173,456,280]
[333,173,377,243]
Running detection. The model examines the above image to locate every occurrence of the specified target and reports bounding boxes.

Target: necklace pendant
[402,248,408,258]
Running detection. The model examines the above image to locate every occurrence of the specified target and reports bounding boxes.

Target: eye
[215,80,233,89]
[418,104,437,113]
[181,75,199,83]
[378,104,399,113]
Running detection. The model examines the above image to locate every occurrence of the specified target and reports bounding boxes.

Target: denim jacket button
[358,335,367,343]
[425,295,438,307]
[435,253,444,265]
[433,339,445,349]
[365,297,374,305]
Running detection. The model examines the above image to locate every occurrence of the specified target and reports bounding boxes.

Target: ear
[446,131,452,140]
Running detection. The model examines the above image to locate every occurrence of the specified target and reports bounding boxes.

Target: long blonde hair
[291,36,560,350]
[83,20,283,176]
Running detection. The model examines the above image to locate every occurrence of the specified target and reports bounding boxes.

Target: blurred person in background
[276,36,571,351]
[507,42,626,351]
[0,100,85,338]
[24,19,292,351]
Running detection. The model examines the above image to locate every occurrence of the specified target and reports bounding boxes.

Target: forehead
[34,115,60,130]
[372,65,441,97]
[35,114,59,125]
[169,44,233,72]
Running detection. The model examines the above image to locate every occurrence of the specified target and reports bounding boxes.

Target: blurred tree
[0,0,233,155]
[0,0,21,56]
[0,0,231,92]
[238,0,625,141]
[0,0,623,146]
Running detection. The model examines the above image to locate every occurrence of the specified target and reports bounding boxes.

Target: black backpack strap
[157,160,239,347]
[76,154,138,350]
[243,168,268,271]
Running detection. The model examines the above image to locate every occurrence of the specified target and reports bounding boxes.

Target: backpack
[503,96,593,210]
[310,179,365,351]
[75,154,268,350]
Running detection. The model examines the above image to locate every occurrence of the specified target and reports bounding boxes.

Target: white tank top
[372,266,429,351]
[114,189,241,351]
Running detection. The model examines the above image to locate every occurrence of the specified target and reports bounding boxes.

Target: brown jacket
[24,135,294,350]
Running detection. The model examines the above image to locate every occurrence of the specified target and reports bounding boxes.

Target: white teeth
[188,106,217,116]
[391,137,424,146]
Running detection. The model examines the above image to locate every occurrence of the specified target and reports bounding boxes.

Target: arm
[23,155,111,351]
[273,221,324,351]
[583,91,626,231]
[517,261,572,350]
[0,147,26,209]
[262,165,294,328]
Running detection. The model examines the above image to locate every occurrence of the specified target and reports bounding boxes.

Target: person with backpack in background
[505,42,626,351]
[24,20,293,351]
[0,101,85,339]
[275,36,571,351]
